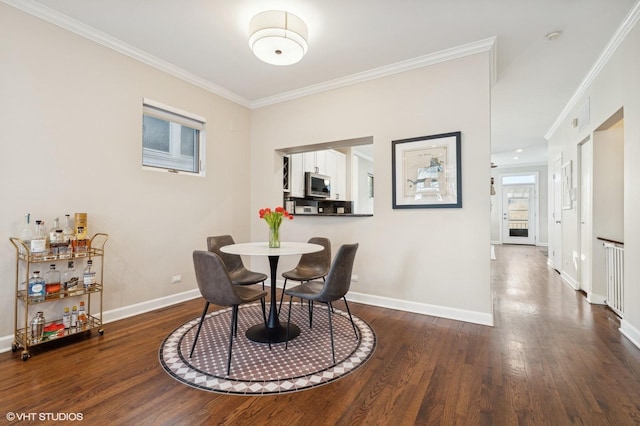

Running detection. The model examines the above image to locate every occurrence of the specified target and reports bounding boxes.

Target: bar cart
[9,233,108,360]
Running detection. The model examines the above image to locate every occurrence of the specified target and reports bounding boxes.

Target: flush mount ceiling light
[249,10,308,66]
[545,30,562,41]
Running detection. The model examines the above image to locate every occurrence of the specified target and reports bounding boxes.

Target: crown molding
[4,0,496,111]
[2,0,251,108]
[250,37,497,109]
[545,0,640,140]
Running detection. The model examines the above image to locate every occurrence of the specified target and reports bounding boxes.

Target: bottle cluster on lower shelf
[29,301,96,344]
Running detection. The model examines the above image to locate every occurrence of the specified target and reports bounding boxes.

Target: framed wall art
[392,131,462,209]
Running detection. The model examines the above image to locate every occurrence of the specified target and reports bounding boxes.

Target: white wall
[250,53,493,325]
[547,16,640,347]
[0,5,251,340]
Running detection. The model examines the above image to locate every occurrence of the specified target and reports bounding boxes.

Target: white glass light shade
[249,10,308,66]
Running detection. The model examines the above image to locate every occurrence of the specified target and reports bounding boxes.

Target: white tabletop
[220,241,324,256]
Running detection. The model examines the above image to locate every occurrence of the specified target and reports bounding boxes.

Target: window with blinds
[142,99,206,175]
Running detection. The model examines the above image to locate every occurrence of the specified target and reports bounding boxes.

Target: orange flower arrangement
[259,207,293,247]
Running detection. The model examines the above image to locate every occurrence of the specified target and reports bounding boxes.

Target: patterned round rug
[159,301,376,395]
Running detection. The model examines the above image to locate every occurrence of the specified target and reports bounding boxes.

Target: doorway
[502,182,536,245]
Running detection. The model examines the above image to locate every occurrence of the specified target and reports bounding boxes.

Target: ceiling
[12,0,637,167]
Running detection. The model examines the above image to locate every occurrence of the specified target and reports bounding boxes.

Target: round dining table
[220,241,324,343]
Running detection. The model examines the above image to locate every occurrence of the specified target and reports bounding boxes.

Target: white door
[502,184,536,245]
[579,139,593,293]
[551,154,563,271]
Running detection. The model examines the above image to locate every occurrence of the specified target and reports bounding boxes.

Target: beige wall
[547,18,640,345]
[0,3,494,348]
[0,4,251,338]
[250,53,493,324]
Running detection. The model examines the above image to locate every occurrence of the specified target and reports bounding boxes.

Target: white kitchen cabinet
[303,151,327,174]
[333,151,346,200]
[289,153,305,197]
[288,149,346,200]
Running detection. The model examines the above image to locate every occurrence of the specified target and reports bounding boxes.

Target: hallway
[490,244,640,424]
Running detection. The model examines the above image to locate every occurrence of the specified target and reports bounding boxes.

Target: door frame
[498,171,539,246]
[551,153,563,271]
[502,182,537,245]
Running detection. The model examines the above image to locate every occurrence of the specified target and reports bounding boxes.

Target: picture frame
[392,131,462,209]
[562,160,572,210]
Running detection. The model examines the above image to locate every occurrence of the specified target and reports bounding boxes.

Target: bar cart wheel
[99,329,104,335]
[11,342,19,352]
[21,351,30,361]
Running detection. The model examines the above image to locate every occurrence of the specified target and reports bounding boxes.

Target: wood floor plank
[1,245,640,424]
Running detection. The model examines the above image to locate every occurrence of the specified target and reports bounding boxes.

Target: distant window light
[367,173,374,198]
[142,99,206,176]
[502,175,536,185]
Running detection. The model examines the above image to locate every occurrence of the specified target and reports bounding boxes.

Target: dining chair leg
[308,300,313,328]
[189,301,210,358]
[227,304,238,375]
[278,278,289,316]
[285,296,293,350]
[327,302,336,364]
[260,297,272,350]
[232,305,239,337]
[342,297,358,339]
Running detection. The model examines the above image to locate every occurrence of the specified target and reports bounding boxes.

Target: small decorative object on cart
[259,206,293,248]
[43,323,65,340]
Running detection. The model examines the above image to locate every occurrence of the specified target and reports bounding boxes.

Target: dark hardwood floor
[2,245,640,425]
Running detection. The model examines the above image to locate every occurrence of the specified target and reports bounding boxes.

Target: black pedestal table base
[246,254,298,343]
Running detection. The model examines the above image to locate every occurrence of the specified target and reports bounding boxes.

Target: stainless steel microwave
[305,172,331,198]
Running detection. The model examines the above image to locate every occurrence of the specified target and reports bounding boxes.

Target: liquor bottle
[75,213,87,240]
[70,305,78,329]
[49,217,61,243]
[44,264,61,297]
[63,261,79,294]
[28,271,46,302]
[19,213,33,251]
[77,301,87,329]
[31,311,45,343]
[62,307,71,330]
[30,220,47,255]
[62,214,75,245]
[83,259,96,289]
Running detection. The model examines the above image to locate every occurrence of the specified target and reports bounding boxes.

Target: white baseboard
[0,284,495,353]
[347,291,494,326]
[0,289,200,354]
[586,292,606,305]
[536,242,549,247]
[620,320,640,351]
[101,289,200,324]
[491,240,502,245]
[560,271,579,290]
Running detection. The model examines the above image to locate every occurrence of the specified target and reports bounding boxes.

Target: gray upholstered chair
[284,243,359,363]
[207,235,267,289]
[278,237,331,314]
[190,250,270,375]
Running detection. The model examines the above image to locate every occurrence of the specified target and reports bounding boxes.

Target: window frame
[142,98,206,176]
